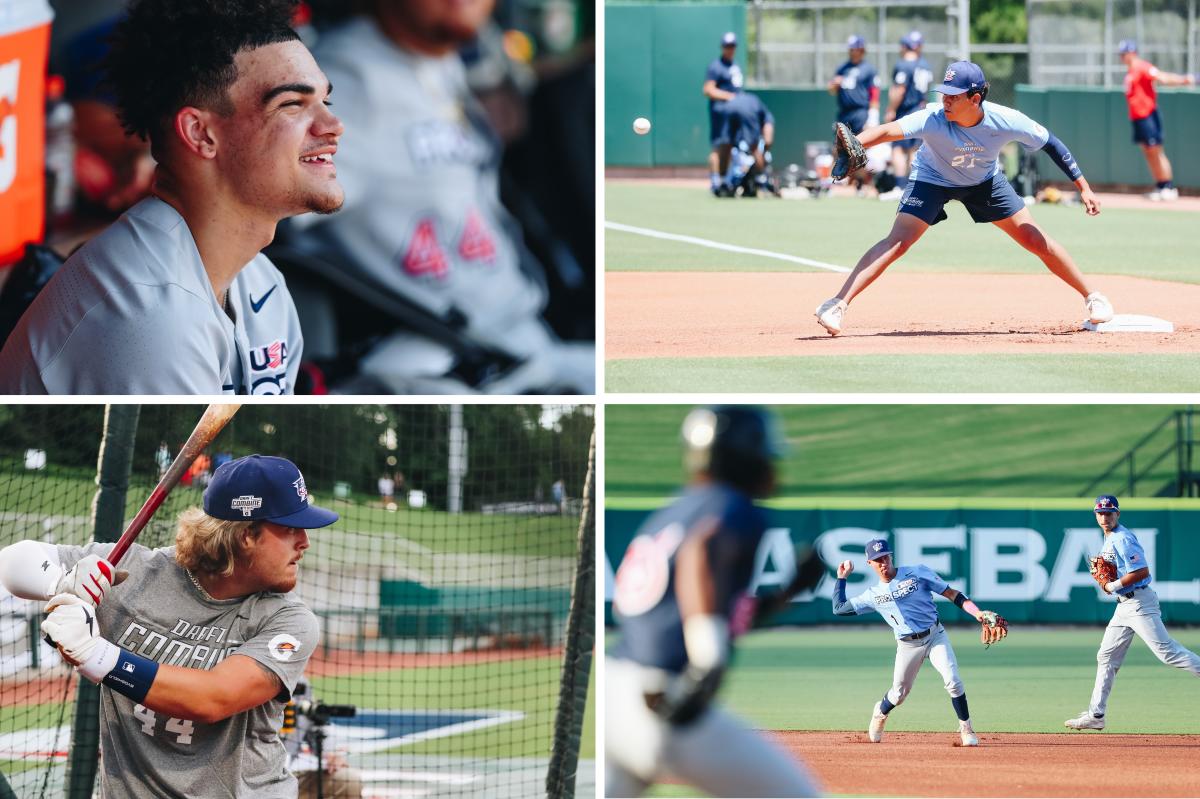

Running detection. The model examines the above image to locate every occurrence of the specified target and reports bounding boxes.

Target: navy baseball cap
[1118,39,1137,54]
[932,61,989,96]
[204,455,339,529]
[901,30,923,49]
[721,32,737,47]
[1094,495,1120,513]
[847,34,866,50]
[865,538,893,561]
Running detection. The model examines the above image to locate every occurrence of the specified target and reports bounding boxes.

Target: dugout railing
[1081,409,1200,498]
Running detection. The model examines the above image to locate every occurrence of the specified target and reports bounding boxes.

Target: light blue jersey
[849,565,948,639]
[1100,524,1152,591]
[898,101,1049,188]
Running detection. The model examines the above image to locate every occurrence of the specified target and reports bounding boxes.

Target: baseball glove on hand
[1090,556,1118,591]
[979,610,1008,648]
[831,123,867,181]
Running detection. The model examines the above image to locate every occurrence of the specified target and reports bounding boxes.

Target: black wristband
[953,592,969,609]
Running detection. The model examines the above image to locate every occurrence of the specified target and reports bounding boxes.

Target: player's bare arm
[139,654,283,724]
[703,79,734,101]
[856,121,907,148]
[1153,70,1196,86]
[885,84,904,122]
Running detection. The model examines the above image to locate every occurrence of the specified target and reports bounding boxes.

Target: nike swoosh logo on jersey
[250,285,277,313]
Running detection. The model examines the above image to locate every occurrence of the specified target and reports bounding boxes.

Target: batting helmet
[682,406,784,497]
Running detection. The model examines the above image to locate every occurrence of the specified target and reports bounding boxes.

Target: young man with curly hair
[0,0,344,394]
[0,455,339,797]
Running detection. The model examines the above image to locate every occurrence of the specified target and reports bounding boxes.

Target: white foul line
[605,221,850,273]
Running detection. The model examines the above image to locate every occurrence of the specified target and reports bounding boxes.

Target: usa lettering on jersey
[249,339,289,395]
[613,522,686,618]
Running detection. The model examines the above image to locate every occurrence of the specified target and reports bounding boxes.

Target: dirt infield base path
[767,730,1200,797]
[607,273,1200,358]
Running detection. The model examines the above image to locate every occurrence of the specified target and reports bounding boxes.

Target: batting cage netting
[0,404,595,799]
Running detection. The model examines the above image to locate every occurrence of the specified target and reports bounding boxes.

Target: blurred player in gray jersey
[0,455,339,798]
[0,0,343,394]
[289,0,594,394]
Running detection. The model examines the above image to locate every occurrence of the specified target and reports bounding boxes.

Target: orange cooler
[0,0,54,266]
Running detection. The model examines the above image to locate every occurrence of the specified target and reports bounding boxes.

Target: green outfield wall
[605,2,746,167]
[604,502,1200,625]
[1015,85,1200,189]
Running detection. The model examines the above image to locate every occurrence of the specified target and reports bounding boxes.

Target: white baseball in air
[633,117,652,135]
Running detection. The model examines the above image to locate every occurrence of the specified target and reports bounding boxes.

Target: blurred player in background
[1118,39,1196,201]
[0,0,341,394]
[288,0,594,393]
[828,35,879,194]
[815,61,1114,336]
[703,32,744,196]
[0,455,339,796]
[880,31,933,200]
[720,90,778,197]
[1064,495,1200,730]
[606,406,822,798]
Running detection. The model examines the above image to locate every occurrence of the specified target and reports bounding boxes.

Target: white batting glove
[54,555,118,606]
[41,593,106,666]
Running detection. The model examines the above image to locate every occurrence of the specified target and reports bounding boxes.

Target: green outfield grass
[620,626,1200,796]
[605,353,1200,393]
[606,182,1199,284]
[0,467,579,557]
[605,404,1186,498]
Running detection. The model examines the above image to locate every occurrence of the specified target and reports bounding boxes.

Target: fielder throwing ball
[1065,495,1200,730]
[606,407,822,797]
[833,538,1008,746]
[815,60,1114,336]
[0,455,338,797]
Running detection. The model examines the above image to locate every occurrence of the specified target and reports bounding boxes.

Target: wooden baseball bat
[107,404,241,566]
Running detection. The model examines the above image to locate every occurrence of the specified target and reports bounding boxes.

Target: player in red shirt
[1119,39,1196,201]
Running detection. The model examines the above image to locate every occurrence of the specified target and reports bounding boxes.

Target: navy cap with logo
[204,455,339,529]
[847,34,866,50]
[865,538,893,561]
[1093,494,1120,513]
[931,61,989,96]
[1118,39,1137,54]
[901,30,923,49]
[721,31,737,47]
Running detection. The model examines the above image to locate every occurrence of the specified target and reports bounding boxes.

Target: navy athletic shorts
[1131,110,1163,146]
[838,108,869,135]
[709,103,732,146]
[896,172,1025,226]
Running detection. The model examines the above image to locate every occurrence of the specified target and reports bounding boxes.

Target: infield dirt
[607,273,1200,358]
[768,730,1200,797]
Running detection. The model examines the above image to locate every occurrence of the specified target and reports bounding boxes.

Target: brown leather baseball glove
[831,122,867,181]
[1090,555,1118,590]
[979,610,1008,648]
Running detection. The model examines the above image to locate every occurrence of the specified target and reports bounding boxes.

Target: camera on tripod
[287,681,357,728]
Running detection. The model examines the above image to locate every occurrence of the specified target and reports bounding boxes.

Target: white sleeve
[0,540,62,600]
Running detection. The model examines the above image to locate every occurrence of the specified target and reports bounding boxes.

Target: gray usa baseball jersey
[57,542,318,798]
[296,15,549,358]
[0,197,303,395]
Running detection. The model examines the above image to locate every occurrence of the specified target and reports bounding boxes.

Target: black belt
[1117,586,1147,602]
[901,626,933,642]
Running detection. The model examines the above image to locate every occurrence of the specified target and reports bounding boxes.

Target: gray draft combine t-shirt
[0,197,303,395]
[57,543,318,798]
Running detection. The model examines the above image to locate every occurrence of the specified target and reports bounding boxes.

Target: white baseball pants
[886,624,965,707]
[1089,586,1200,717]
[605,658,821,798]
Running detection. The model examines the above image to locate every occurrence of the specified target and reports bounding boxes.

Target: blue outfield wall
[604,503,1200,626]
